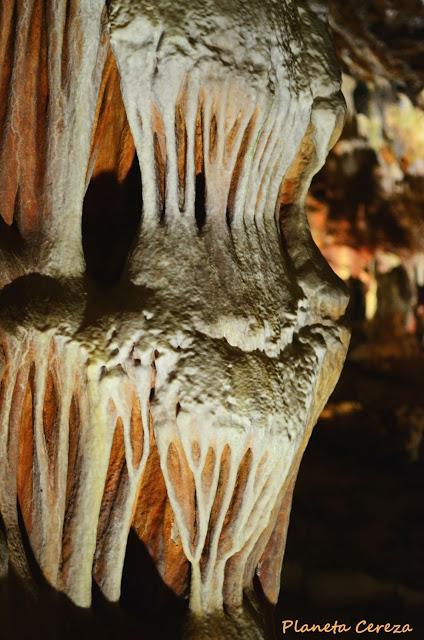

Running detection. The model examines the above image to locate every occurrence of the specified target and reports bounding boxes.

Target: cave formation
[0,1,423,639]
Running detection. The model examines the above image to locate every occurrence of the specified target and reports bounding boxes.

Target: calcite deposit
[0,2,349,638]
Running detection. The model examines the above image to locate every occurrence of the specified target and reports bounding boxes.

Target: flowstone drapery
[0,1,349,638]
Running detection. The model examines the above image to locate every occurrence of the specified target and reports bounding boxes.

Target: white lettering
[282,620,293,634]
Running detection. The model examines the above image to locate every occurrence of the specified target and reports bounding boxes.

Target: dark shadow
[353,80,370,116]
[194,172,206,230]
[345,277,366,326]
[0,214,30,273]
[251,573,279,640]
[1,526,187,640]
[82,154,142,286]
[0,216,25,251]
[119,528,187,638]
[0,273,157,338]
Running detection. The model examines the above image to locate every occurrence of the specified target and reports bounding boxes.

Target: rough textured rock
[311,0,424,103]
[303,1,424,346]
[305,69,424,349]
[0,2,349,638]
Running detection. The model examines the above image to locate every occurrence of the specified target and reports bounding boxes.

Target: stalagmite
[0,1,350,638]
